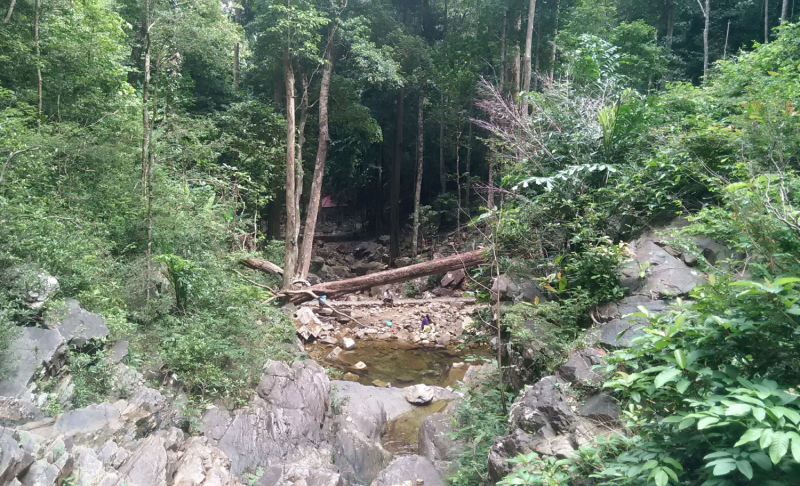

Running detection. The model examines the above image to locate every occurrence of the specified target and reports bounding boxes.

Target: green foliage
[69,346,118,408]
[449,370,515,486]
[565,237,626,304]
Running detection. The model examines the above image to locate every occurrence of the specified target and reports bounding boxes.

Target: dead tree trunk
[411,83,424,258]
[390,88,405,261]
[298,41,334,279]
[279,249,488,304]
[242,257,284,275]
[283,47,298,289]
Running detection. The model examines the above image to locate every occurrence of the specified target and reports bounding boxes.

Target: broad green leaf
[736,460,753,480]
[761,429,774,449]
[774,407,800,424]
[674,349,687,369]
[698,416,720,429]
[642,459,658,470]
[663,458,683,472]
[679,417,695,430]
[654,368,683,388]
[725,403,752,416]
[676,379,690,394]
[735,428,763,447]
[770,432,790,464]
[750,451,772,471]
[712,460,737,476]
[790,432,800,462]
[753,407,766,422]
[654,469,668,486]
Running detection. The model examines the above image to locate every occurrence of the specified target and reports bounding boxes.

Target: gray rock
[110,341,129,364]
[369,455,445,486]
[1,427,34,484]
[56,402,122,437]
[207,360,331,476]
[509,376,574,437]
[0,327,66,401]
[462,363,494,387]
[487,429,538,483]
[418,407,462,473]
[623,235,705,298]
[171,437,238,486]
[114,435,168,486]
[19,456,73,486]
[491,275,518,301]
[394,257,412,268]
[514,281,548,305]
[556,349,606,386]
[404,385,435,405]
[0,396,43,425]
[73,446,107,486]
[2,265,60,310]
[440,269,466,289]
[57,299,109,346]
[325,347,343,361]
[254,465,284,486]
[579,393,620,424]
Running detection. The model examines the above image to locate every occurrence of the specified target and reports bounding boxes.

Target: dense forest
[2,0,800,484]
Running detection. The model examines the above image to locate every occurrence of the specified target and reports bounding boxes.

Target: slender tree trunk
[146,76,157,303]
[487,155,494,209]
[666,0,675,50]
[534,13,540,90]
[411,83,424,259]
[499,11,506,92]
[765,0,770,43]
[724,19,730,58]
[283,47,298,289]
[513,46,520,92]
[782,0,790,21]
[439,92,446,194]
[298,42,334,279]
[233,8,241,90]
[455,129,461,231]
[702,0,709,83]
[4,0,16,24]
[390,88,404,261]
[549,0,560,83]
[295,74,308,252]
[34,0,41,129]
[465,105,473,214]
[141,0,151,192]
[522,0,536,93]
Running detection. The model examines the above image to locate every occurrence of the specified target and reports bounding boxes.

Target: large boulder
[0,397,44,425]
[113,435,168,486]
[440,269,466,289]
[621,232,705,298]
[417,402,463,474]
[0,327,66,401]
[201,360,332,477]
[171,437,239,486]
[509,376,575,438]
[369,455,445,486]
[586,296,669,347]
[1,427,35,484]
[2,265,60,310]
[55,299,109,346]
[556,349,606,386]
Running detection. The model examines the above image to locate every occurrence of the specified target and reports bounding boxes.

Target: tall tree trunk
[298,42,334,279]
[439,92,446,194]
[666,0,675,50]
[146,76,157,303]
[534,12,540,90]
[283,47,298,289]
[701,0,709,83]
[4,0,16,24]
[549,0,560,83]
[464,105,473,214]
[233,7,241,90]
[411,83,424,258]
[522,0,536,93]
[455,129,461,231]
[781,0,790,21]
[34,0,41,128]
[141,0,151,192]
[765,0,770,43]
[499,11,506,92]
[295,74,308,252]
[390,88,404,261]
[513,14,521,92]
[487,155,494,209]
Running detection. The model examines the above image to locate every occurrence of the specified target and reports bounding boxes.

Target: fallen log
[281,249,488,304]
[242,257,284,276]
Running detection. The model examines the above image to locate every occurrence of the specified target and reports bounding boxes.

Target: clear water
[307,340,491,387]
[382,400,449,456]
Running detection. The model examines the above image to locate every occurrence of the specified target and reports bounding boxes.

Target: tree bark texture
[666,0,675,50]
[295,74,308,251]
[499,11,506,92]
[242,257,284,276]
[522,0,536,93]
[283,47,298,289]
[534,12,540,90]
[765,0,770,43]
[465,105,473,213]
[298,44,334,279]
[141,0,150,190]
[411,83,424,258]
[549,0,559,83]
[439,91,446,194]
[390,87,404,261]
[281,249,488,304]
[782,0,790,22]
[34,0,42,124]
[702,0,709,83]
[4,0,16,23]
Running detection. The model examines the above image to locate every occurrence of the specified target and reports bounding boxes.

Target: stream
[308,339,492,456]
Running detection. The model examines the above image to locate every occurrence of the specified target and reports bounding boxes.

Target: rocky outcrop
[55,299,110,346]
[556,349,606,387]
[369,455,445,486]
[2,265,60,310]
[0,327,66,402]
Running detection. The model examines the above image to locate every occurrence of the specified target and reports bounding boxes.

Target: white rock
[404,384,435,405]
[342,337,356,350]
